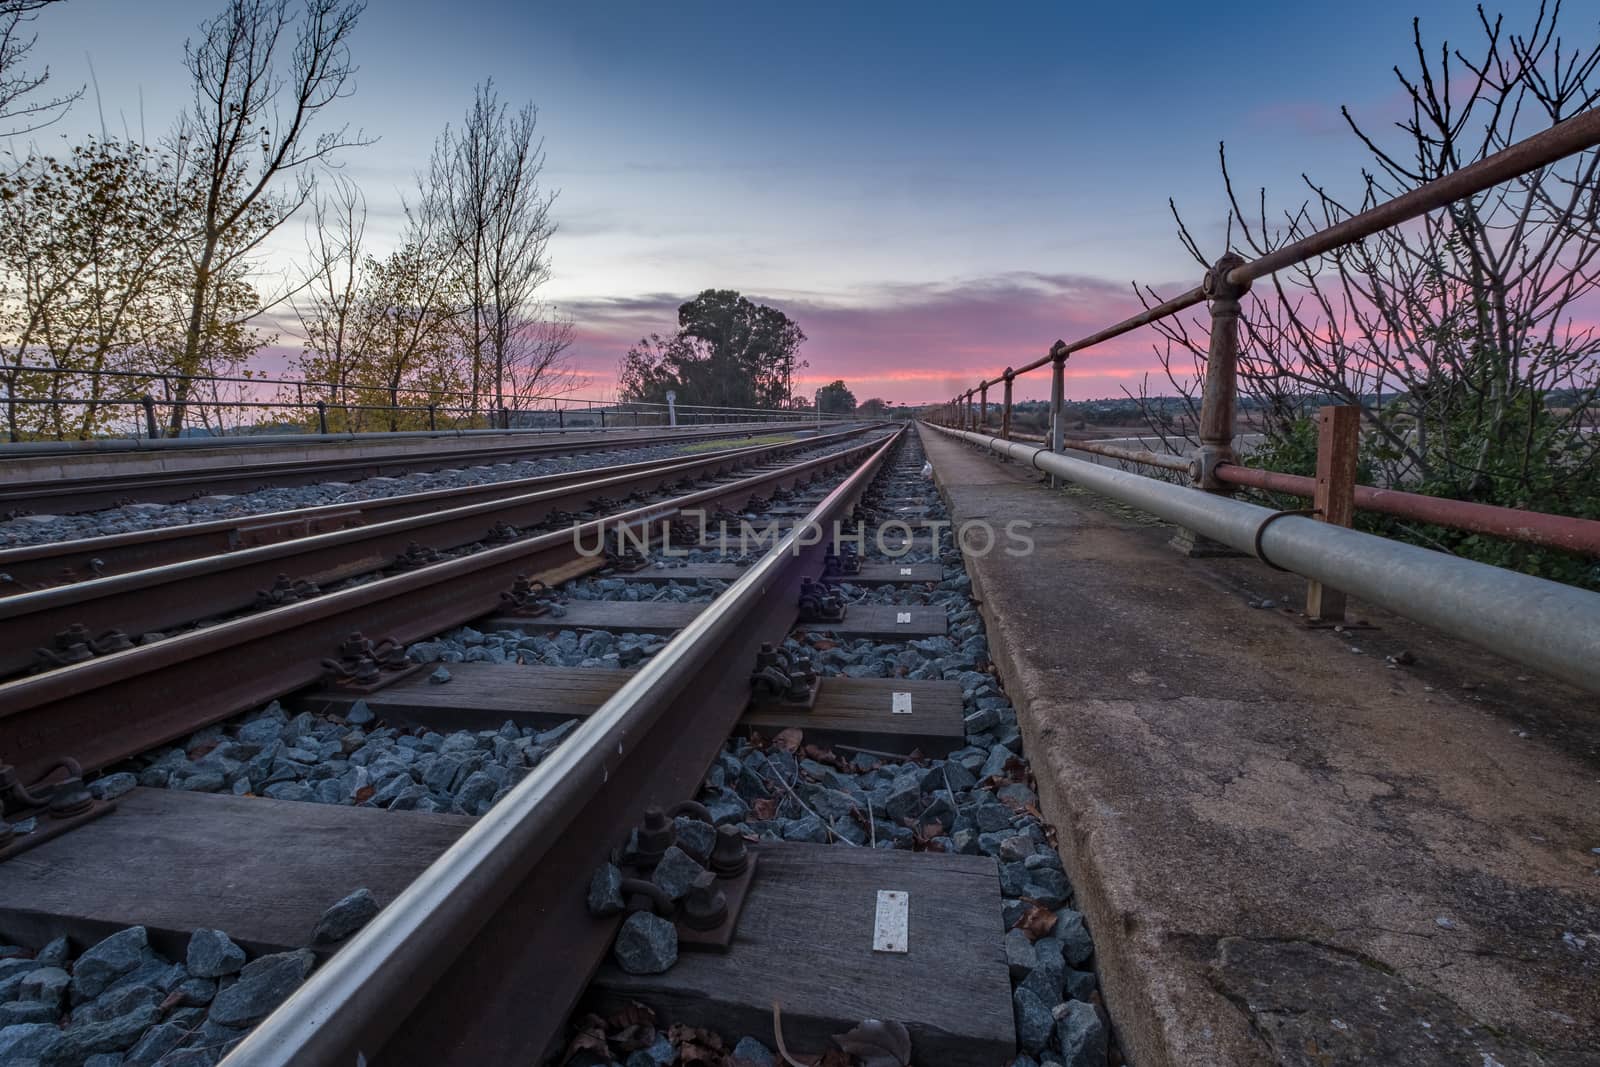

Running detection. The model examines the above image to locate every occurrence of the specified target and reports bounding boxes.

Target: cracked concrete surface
[919,425,1599,1067]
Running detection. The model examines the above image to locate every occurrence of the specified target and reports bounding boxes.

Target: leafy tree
[617,290,807,408]
[165,0,368,434]
[857,397,890,416]
[0,140,186,440]
[816,379,855,413]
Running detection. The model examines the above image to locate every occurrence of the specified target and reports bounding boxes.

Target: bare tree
[427,80,563,421]
[165,0,369,434]
[0,0,80,135]
[290,173,377,424]
[1142,0,1600,538]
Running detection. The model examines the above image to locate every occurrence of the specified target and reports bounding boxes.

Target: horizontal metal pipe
[1229,106,1600,286]
[1063,438,1191,472]
[1215,463,1600,557]
[1006,286,1209,383]
[927,423,1600,694]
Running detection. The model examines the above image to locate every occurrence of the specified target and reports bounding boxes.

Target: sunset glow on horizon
[27,0,1525,405]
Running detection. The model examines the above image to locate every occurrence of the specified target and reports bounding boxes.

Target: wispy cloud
[554,271,1198,404]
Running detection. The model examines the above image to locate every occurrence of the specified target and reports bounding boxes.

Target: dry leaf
[1013,900,1058,941]
[560,1016,609,1064]
[751,797,778,821]
[832,1019,912,1067]
[353,785,375,805]
[771,728,804,753]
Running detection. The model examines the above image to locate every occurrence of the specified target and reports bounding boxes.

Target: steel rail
[927,423,1600,694]
[0,432,858,591]
[0,431,893,783]
[223,427,905,1067]
[0,421,832,514]
[1215,463,1600,557]
[0,428,874,677]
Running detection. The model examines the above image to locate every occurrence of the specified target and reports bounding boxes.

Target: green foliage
[1249,409,1600,591]
[816,379,855,413]
[617,289,807,408]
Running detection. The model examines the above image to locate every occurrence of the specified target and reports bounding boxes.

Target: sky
[20,0,1554,405]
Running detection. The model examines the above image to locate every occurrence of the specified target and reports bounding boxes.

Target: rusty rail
[0,430,866,592]
[0,427,874,680]
[0,431,893,783]
[0,421,831,515]
[220,429,905,1066]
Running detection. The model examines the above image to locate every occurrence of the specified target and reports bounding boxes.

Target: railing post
[1194,252,1250,490]
[1306,405,1360,622]
[1049,342,1067,487]
[316,400,328,436]
[428,404,437,431]
[1001,368,1014,439]
[557,405,564,430]
[979,382,988,430]
[1173,253,1249,556]
[141,395,159,441]
[600,409,606,429]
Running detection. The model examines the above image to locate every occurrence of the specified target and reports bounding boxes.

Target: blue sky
[24,0,1546,401]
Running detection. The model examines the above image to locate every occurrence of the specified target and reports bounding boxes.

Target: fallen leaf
[353,785,376,805]
[772,728,804,753]
[1013,900,1059,941]
[186,739,220,760]
[832,1019,912,1067]
[751,797,778,821]
[560,1016,609,1064]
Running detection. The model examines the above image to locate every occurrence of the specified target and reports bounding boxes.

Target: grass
[676,433,798,454]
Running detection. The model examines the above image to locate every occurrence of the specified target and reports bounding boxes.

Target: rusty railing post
[427,404,437,431]
[141,395,159,441]
[1049,342,1067,487]
[1306,405,1360,622]
[979,381,988,431]
[1172,252,1249,555]
[1194,252,1250,490]
[1001,368,1014,439]
[316,400,328,436]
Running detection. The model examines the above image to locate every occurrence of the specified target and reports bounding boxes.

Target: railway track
[0,421,830,517]
[0,428,880,682]
[0,425,1107,1067]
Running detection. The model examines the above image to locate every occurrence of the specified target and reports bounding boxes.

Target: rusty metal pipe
[928,423,1600,694]
[1215,463,1600,557]
[1228,107,1600,286]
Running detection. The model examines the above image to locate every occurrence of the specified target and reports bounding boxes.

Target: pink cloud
[557,272,1201,406]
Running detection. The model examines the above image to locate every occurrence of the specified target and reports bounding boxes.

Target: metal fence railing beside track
[926,106,1600,695]
[0,364,858,443]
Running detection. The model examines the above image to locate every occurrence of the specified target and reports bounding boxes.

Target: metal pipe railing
[930,105,1600,559]
[926,423,1600,694]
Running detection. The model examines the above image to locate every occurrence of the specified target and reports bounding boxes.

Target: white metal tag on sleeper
[891,691,913,715]
[873,890,909,953]
[896,611,912,624]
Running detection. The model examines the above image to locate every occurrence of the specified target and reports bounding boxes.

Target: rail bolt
[681,872,729,930]
[710,824,749,878]
[46,776,93,818]
[631,807,675,867]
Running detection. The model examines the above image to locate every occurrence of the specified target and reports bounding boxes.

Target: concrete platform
[917,424,1600,1067]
